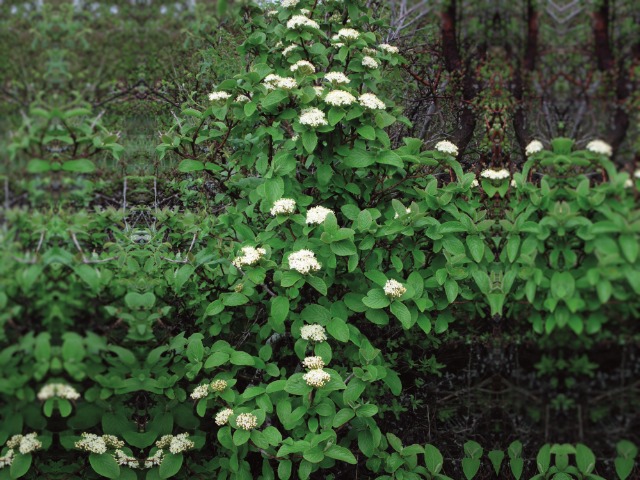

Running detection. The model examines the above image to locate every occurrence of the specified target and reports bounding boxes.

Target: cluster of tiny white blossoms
[282,44,298,56]
[75,433,125,454]
[324,72,350,85]
[0,449,14,468]
[7,433,42,455]
[362,56,380,69]
[156,434,194,454]
[300,324,327,342]
[144,449,163,468]
[190,384,210,400]
[471,178,480,187]
[480,168,510,180]
[290,60,316,74]
[435,140,458,156]
[525,140,544,156]
[384,279,406,298]
[208,91,231,102]
[635,170,640,179]
[37,383,81,401]
[586,139,613,157]
[232,246,266,268]
[235,94,250,103]
[288,249,322,274]
[363,47,377,55]
[236,413,258,430]
[337,28,359,40]
[303,368,331,388]
[210,379,228,392]
[270,198,296,215]
[114,450,139,468]
[510,178,518,187]
[287,15,319,30]
[313,86,324,97]
[215,408,234,426]
[263,74,297,91]
[299,108,328,127]
[325,90,356,106]
[302,356,325,369]
[306,206,334,224]
[379,43,399,54]
[358,93,386,110]
[624,178,634,188]
[281,0,299,7]
[394,207,411,219]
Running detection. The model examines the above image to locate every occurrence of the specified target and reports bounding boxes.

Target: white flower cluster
[215,408,234,426]
[337,28,359,40]
[635,170,640,179]
[103,435,125,449]
[325,90,356,106]
[384,279,406,298]
[290,60,316,74]
[232,246,266,268]
[210,379,228,392]
[300,324,327,342]
[480,168,510,180]
[282,44,298,56]
[287,15,320,30]
[270,198,296,215]
[435,140,458,156]
[263,74,298,91]
[299,108,328,127]
[235,94,250,103]
[303,368,331,388]
[471,178,480,187]
[208,91,231,102]
[114,450,139,468]
[266,9,278,17]
[525,140,543,156]
[0,449,13,468]
[313,86,324,97]
[75,433,107,454]
[394,207,411,219]
[362,56,379,69]
[358,93,385,109]
[306,206,333,224]
[586,139,612,157]
[379,43,399,54]
[624,178,634,188]
[144,449,163,468]
[7,433,42,455]
[363,47,376,55]
[302,356,325,369]
[300,8,310,15]
[37,383,81,401]
[510,179,518,187]
[281,0,299,7]
[288,249,321,274]
[190,384,210,400]
[156,434,194,455]
[236,413,258,430]
[325,72,350,84]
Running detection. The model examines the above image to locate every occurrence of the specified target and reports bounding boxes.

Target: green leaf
[614,458,634,480]
[278,459,292,480]
[362,289,390,309]
[233,429,251,446]
[575,443,595,474]
[536,444,551,473]
[262,90,288,108]
[9,454,32,479]
[325,445,357,464]
[89,453,120,479]
[390,301,413,329]
[62,159,96,173]
[230,351,255,366]
[619,234,639,263]
[178,159,206,172]
[327,317,350,342]
[462,458,480,479]
[488,450,504,476]
[357,125,376,140]
[509,458,524,480]
[159,453,183,479]
[270,296,289,329]
[466,235,485,262]
[26,159,51,173]
[302,131,317,153]
[425,444,443,474]
[305,275,327,295]
[444,279,459,303]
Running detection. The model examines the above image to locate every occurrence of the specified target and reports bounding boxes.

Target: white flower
[362,47,377,55]
[361,56,379,69]
[210,379,228,392]
[325,90,356,106]
[313,86,324,97]
[302,356,325,369]
[300,324,327,342]
[291,134,300,142]
[525,140,543,156]
[624,178,634,188]
[37,383,80,401]
[232,246,267,268]
[288,249,321,274]
[75,433,107,454]
[208,91,231,102]
[480,169,510,180]
[235,94,250,103]
[266,9,278,17]
[236,413,258,430]
[510,179,517,187]
[306,206,333,224]
[299,108,328,127]
[290,60,316,74]
[471,178,479,187]
[158,434,194,454]
[103,435,125,449]
[337,28,359,41]
[300,8,310,15]
[435,140,458,156]
[0,449,14,468]
[115,450,139,468]
[634,169,640,179]
[586,139,612,156]
[379,43,399,54]
[324,72,350,85]
[263,74,298,91]
[394,208,411,219]
[282,44,298,56]
[303,369,331,387]
[270,198,296,216]
[334,42,345,49]
[144,450,163,468]
[281,0,299,7]
[215,408,234,426]
[287,15,320,30]
[384,279,406,298]
[358,93,386,109]
[12,433,42,455]
[190,384,209,400]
